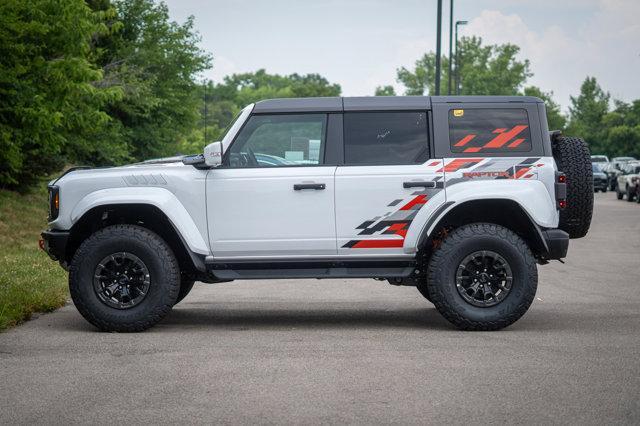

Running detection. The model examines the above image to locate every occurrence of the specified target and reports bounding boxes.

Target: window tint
[449,108,532,153]
[227,114,326,168]
[344,112,429,165]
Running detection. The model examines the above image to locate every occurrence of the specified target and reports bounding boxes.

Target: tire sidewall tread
[425,223,538,331]
[69,225,180,332]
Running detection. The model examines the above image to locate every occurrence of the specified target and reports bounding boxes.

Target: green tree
[598,100,640,158]
[566,77,610,152]
[197,69,341,145]
[374,85,397,96]
[397,36,531,96]
[90,0,212,160]
[524,86,567,131]
[0,0,120,188]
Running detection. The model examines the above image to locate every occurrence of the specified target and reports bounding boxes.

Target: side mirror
[204,141,223,167]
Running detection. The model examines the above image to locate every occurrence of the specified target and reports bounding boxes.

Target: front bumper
[40,230,69,261]
[541,229,569,260]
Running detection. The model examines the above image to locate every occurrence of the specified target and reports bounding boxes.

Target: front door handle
[294,183,326,191]
[403,181,436,189]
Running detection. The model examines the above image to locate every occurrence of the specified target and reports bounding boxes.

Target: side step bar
[205,257,417,280]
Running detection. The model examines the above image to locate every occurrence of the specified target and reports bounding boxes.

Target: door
[207,113,337,259]
[335,111,445,256]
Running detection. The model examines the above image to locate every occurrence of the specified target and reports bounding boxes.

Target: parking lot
[1,192,639,424]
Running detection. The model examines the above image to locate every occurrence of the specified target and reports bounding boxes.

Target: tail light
[555,172,567,210]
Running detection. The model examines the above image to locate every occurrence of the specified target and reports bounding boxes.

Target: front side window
[449,108,532,153]
[344,112,429,165]
[227,114,326,168]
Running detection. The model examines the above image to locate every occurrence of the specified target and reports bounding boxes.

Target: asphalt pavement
[1,192,639,424]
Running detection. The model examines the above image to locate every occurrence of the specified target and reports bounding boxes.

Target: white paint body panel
[335,161,444,256]
[49,163,210,255]
[207,166,337,258]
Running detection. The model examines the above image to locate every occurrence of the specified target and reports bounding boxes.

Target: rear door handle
[294,183,326,190]
[403,181,436,189]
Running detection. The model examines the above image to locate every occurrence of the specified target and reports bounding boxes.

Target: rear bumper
[40,230,69,261]
[541,229,569,260]
[593,179,607,190]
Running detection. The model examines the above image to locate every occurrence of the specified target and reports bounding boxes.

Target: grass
[0,184,68,331]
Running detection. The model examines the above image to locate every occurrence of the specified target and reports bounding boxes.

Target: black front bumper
[541,229,569,260]
[41,230,69,261]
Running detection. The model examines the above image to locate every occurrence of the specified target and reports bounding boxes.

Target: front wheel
[69,225,180,332]
[175,279,195,305]
[425,223,538,331]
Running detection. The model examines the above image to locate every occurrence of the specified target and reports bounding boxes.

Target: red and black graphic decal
[449,109,533,153]
[342,186,434,249]
[436,158,484,173]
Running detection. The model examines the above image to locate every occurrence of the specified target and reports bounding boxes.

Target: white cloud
[461,5,640,111]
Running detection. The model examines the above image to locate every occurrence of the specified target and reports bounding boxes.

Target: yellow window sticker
[453,109,464,117]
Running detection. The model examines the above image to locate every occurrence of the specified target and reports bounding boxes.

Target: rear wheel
[416,282,432,303]
[617,185,624,199]
[425,223,537,331]
[551,136,593,238]
[69,225,180,332]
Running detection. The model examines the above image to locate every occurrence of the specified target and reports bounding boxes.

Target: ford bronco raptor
[41,96,593,331]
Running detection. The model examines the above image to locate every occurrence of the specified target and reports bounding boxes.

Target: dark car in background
[592,163,608,192]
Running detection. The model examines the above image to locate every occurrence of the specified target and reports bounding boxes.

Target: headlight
[48,185,59,221]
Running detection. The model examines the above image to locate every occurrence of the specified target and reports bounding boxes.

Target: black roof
[252,96,544,113]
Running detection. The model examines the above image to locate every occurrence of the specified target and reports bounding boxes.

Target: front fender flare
[71,187,209,255]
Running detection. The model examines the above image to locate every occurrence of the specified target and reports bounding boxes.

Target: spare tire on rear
[551,135,593,239]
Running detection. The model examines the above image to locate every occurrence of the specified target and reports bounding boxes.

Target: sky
[163,0,640,111]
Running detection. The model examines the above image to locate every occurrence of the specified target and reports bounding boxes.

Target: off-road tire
[175,279,195,305]
[426,223,538,331]
[69,225,180,332]
[552,136,593,238]
[416,283,432,303]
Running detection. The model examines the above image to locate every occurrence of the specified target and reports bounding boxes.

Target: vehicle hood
[593,172,607,179]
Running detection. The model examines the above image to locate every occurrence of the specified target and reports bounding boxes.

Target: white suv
[41,96,593,331]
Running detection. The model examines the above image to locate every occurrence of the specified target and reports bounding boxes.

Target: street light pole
[434,0,443,96]
[454,20,467,95]
[448,0,454,95]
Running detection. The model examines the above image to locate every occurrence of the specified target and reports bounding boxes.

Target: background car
[601,162,621,190]
[592,163,608,192]
[591,155,609,163]
[615,162,640,201]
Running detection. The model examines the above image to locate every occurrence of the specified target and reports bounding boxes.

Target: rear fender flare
[404,179,557,254]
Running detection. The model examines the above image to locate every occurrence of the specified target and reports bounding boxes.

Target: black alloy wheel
[455,250,513,307]
[93,252,151,309]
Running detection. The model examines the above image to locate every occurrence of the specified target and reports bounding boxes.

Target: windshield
[591,156,607,163]
[592,163,603,172]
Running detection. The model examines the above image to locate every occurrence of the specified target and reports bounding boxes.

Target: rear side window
[449,108,532,153]
[344,112,429,165]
